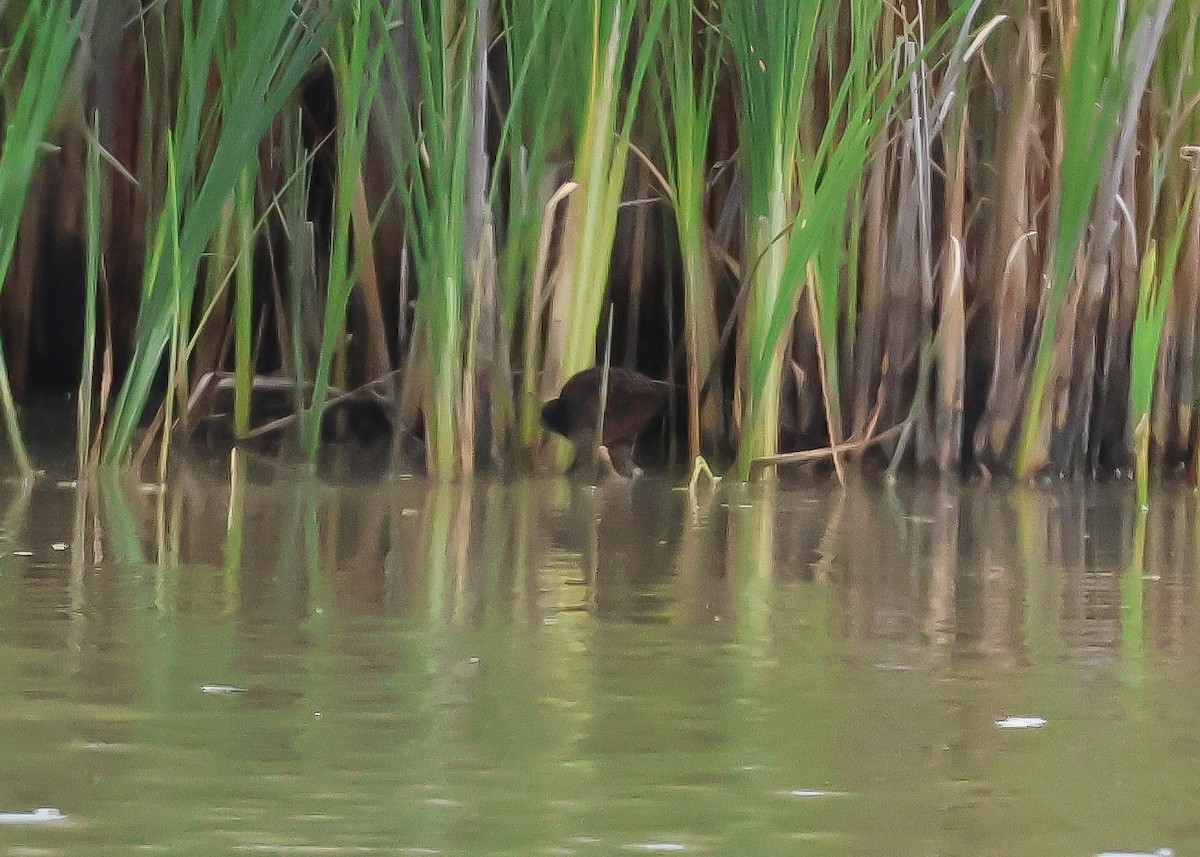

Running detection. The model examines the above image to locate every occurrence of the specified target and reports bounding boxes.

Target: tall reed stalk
[301,0,383,459]
[102,0,348,464]
[1131,182,1195,507]
[1014,0,1174,477]
[0,0,80,477]
[378,0,479,475]
[495,0,574,450]
[78,115,102,477]
[1146,10,1200,465]
[540,1,667,404]
[232,167,256,439]
[727,0,893,478]
[655,0,721,463]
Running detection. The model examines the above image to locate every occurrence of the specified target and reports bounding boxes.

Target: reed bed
[1,0,1199,486]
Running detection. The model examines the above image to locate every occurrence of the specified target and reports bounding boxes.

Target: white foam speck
[995,715,1047,730]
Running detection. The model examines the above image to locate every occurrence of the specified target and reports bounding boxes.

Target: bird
[541,366,670,476]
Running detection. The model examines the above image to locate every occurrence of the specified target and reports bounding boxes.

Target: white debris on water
[0,807,66,825]
[786,788,843,798]
[995,715,1047,729]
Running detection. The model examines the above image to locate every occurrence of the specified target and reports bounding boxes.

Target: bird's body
[541,366,669,474]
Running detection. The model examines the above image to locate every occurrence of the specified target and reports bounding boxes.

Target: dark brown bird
[541,366,669,473]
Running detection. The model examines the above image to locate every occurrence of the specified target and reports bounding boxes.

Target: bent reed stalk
[0,0,1197,487]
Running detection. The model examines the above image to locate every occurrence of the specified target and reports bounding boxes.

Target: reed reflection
[2,468,1200,854]
[2,469,1194,673]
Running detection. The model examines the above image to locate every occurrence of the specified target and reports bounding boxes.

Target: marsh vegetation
[0,0,1197,491]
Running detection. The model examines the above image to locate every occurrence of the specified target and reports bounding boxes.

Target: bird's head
[540,397,573,438]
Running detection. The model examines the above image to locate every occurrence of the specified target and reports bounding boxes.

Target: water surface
[1,458,1197,856]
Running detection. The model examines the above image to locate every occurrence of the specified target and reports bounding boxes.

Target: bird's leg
[595,445,625,481]
[566,429,610,482]
[606,444,643,478]
[688,455,718,495]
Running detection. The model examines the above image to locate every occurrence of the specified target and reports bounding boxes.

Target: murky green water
[1,457,1198,855]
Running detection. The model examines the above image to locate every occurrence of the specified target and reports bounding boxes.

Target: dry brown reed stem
[748,421,908,480]
[805,261,844,484]
[974,14,1041,464]
[522,180,578,450]
[1182,148,1200,461]
[936,233,966,471]
[350,172,391,379]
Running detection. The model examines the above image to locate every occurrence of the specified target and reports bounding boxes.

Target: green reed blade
[541,0,669,407]
[496,0,574,448]
[79,113,103,477]
[103,0,351,463]
[233,166,255,438]
[302,0,384,458]
[0,0,80,476]
[376,0,474,474]
[1130,181,1195,507]
[1015,0,1172,476]
[656,0,722,462]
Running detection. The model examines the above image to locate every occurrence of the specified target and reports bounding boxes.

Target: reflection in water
[0,462,1197,855]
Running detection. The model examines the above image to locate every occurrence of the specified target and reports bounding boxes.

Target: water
[1,456,1198,856]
